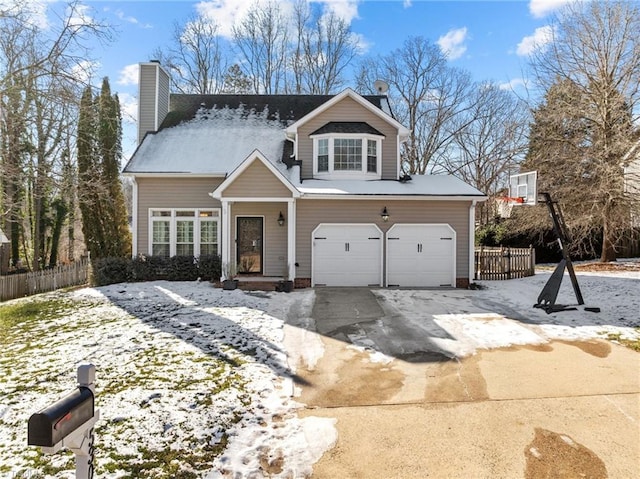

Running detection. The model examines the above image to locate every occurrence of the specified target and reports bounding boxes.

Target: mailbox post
[28,364,100,479]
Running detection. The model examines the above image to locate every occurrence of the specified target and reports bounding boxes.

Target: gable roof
[123,92,390,176]
[211,149,300,199]
[285,88,410,138]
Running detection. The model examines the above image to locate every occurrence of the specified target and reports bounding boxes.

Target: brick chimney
[137,61,170,144]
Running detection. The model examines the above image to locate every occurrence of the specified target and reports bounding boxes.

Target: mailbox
[28,386,94,448]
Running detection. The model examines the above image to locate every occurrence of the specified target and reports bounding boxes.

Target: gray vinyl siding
[230,203,289,276]
[137,63,170,145]
[295,199,472,281]
[136,177,223,254]
[223,161,293,198]
[298,96,399,180]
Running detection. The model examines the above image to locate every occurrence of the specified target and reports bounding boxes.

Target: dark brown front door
[237,217,263,274]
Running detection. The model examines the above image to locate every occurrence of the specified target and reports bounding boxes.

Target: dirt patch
[525,428,608,479]
[259,447,284,474]
[299,349,405,407]
[573,261,640,272]
[424,354,489,402]
[559,339,611,358]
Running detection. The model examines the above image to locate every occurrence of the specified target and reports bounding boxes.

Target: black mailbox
[28,386,94,447]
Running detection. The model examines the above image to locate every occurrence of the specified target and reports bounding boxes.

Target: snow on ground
[0,282,333,478]
[0,265,638,477]
[375,262,640,359]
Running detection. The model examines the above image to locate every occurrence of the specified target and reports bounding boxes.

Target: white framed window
[312,134,382,179]
[149,208,220,257]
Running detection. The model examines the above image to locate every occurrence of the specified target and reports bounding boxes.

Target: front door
[237,217,263,274]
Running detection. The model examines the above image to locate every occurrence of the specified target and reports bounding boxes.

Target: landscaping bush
[91,254,223,286]
[197,254,222,281]
[168,256,199,281]
[92,257,130,286]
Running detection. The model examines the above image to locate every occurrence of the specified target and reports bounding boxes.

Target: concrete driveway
[292,288,640,479]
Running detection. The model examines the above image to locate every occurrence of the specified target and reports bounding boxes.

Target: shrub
[197,255,222,281]
[90,254,223,286]
[168,256,199,281]
[92,257,130,286]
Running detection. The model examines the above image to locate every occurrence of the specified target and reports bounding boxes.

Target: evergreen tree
[98,78,131,258]
[78,78,131,260]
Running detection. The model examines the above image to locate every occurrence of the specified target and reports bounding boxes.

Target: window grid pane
[200,221,218,256]
[367,140,377,173]
[152,220,170,258]
[318,139,329,172]
[334,138,362,171]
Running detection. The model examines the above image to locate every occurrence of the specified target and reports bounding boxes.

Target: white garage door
[387,224,456,287]
[313,224,383,286]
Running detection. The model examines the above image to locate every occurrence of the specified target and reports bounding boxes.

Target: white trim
[221,200,231,278]
[124,172,226,178]
[287,200,296,280]
[219,197,296,203]
[131,178,138,257]
[469,200,477,285]
[211,149,300,199]
[385,223,456,288]
[147,207,221,258]
[285,89,410,138]
[311,223,384,287]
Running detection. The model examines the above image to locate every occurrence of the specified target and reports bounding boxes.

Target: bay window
[312,134,382,178]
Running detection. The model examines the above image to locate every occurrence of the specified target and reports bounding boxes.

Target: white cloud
[68,3,93,28]
[118,64,139,86]
[437,27,468,60]
[115,9,139,25]
[403,0,412,8]
[320,0,360,24]
[118,92,138,124]
[516,25,553,56]
[529,0,571,18]
[0,0,50,29]
[196,0,360,38]
[499,78,527,91]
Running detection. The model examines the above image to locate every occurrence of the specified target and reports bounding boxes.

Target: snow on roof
[124,106,287,174]
[295,174,486,197]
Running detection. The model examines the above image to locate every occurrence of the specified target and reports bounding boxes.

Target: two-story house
[123,61,486,288]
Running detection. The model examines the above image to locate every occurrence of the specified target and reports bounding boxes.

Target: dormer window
[311,122,384,179]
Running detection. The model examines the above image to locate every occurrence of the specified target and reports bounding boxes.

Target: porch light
[278,211,285,226]
[381,207,390,222]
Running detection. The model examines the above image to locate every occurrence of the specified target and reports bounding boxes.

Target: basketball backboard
[509,171,537,206]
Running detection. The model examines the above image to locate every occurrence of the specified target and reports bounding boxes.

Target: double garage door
[313,223,456,287]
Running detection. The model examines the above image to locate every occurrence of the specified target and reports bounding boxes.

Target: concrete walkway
[296,288,640,478]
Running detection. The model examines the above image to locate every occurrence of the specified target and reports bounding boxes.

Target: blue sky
[38,0,576,157]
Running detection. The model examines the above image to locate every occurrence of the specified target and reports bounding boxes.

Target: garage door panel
[313,224,382,287]
[387,224,455,287]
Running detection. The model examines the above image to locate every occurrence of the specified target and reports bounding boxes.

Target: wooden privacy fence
[0,258,90,302]
[475,246,535,280]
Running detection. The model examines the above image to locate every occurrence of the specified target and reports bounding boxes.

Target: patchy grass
[0,284,296,477]
[602,329,640,352]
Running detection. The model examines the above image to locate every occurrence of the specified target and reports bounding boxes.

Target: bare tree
[0,1,112,269]
[527,0,640,261]
[442,83,530,226]
[356,36,476,174]
[232,0,288,94]
[153,14,227,94]
[292,3,359,94]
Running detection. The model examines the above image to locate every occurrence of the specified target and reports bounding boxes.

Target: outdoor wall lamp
[278,211,285,226]
[381,207,390,222]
